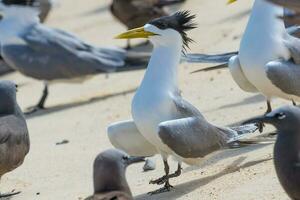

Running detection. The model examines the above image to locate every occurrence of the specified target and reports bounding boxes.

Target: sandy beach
[0,0,292,199]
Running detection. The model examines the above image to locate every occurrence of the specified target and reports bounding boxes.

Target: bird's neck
[139,40,182,92]
[245,0,285,37]
[94,170,131,196]
[0,18,37,42]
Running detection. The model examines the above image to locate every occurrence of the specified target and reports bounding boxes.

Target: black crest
[149,11,197,52]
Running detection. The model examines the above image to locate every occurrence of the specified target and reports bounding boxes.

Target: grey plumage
[0,80,29,197]
[85,149,144,200]
[244,106,300,200]
[264,34,300,97]
[158,93,259,158]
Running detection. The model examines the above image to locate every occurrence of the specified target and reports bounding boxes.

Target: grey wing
[2,25,126,80]
[0,115,30,168]
[228,55,258,92]
[266,59,300,96]
[158,117,232,158]
[284,34,300,64]
[107,120,157,157]
[171,91,203,117]
[183,51,238,63]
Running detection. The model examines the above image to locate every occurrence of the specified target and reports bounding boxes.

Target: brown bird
[0,80,30,198]
[85,149,144,200]
[2,0,53,22]
[110,0,186,49]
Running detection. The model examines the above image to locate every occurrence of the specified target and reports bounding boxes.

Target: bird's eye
[275,112,286,120]
[122,156,129,160]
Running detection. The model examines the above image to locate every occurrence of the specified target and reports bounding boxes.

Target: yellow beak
[227,0,237,4]
[115,27,157,39]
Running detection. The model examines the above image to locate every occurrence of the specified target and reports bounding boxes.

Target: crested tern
[108,11,260,194]
[190,0,300,114]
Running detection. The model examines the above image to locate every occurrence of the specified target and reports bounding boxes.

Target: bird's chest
[132,90,175,146]
[239,31,290,95]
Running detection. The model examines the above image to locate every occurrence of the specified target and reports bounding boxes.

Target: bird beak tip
[227,0,237,5]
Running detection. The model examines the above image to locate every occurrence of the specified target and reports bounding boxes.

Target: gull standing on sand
[0,80,30,198]
[108,11,260,194]
[244,106,300,200]
[0,4,149,113]
[85,149,144,200]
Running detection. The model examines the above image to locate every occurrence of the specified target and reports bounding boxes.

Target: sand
[0,0,292,199]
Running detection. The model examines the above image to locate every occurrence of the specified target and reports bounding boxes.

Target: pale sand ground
[0,0,293,199]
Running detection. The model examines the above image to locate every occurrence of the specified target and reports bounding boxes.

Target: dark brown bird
[85,149,144,200]
[2,0,53,22]
[110,0,186,48]
[0,80,30,198]
[268,0,300,26]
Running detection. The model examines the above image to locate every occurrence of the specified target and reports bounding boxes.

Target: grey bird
[2,0,53,22]
[0,4,149,113]
[85,149,144,200]
[244,106,300,200]
[0,80,30,198]
[110,0,186,49]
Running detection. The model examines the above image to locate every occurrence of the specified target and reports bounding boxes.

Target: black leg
[292,100,297,106]
[37,83,49,108]
[149,160,170,185]
[266,100,272,114]
[149,162,182,195]
[25,82,49,114]
[125,39,131,50]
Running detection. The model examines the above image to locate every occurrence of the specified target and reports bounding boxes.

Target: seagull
[0,4,149,113]
[2,0,53,22]
[0,80,30,198]
[244,105,300,200]
[108,11,260,194]
[85,149,144,200]
[110,0,186,49]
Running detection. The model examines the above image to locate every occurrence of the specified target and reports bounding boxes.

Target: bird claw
[256,122,265,133]
[148,183,173,195]
[24,105,45,115]
[149,176,168,185]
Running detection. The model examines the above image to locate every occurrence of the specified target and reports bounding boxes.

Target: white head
[116,11,197,52]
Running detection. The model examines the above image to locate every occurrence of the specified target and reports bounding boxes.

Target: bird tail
[183,51,238,63]
[227,124,274,148]
[190,63,228,73]
[114,51,151,72]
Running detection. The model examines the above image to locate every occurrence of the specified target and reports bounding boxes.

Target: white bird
[229,0,300,113]
[108,11,260,194]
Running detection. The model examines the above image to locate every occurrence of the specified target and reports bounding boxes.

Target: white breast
[239,0,292,100]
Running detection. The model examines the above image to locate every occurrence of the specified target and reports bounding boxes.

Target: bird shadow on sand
[217,94,266,110]
[135,156,271,200]
[25,88,137,119]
